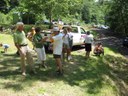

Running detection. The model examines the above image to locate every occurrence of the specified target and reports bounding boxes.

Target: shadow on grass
[0,52,128,95]
[62,54,128,95]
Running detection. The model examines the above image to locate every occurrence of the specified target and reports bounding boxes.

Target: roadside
[91,28,128,58]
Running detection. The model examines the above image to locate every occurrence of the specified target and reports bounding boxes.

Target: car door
[80,28,86,44]
[71,26,81,45]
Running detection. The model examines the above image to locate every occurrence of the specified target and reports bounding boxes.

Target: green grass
[0,33,128,96]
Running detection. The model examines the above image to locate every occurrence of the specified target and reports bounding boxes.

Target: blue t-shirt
[3,44,10,48]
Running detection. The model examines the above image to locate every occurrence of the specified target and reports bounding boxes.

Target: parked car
[122,37,128,47]
[41,25,87,50]
[61,25,87,46]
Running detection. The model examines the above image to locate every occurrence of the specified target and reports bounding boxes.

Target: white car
[41,25,87,50]
[62,25,86,46]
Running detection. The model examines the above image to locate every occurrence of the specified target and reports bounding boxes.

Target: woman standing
[33,27,47,68]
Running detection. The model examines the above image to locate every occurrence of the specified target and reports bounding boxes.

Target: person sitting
[93,42,104,56]
[0,43,10,53]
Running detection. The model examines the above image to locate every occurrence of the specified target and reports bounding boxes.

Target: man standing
[50,26,63,75]
[13,22,35,76]
[84,31,94,58]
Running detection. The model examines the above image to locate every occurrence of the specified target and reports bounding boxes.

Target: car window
[72,27,78,33]
[80,28,86,34]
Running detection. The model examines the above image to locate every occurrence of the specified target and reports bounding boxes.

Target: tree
[0,0,19,14]
[107,0,128,35]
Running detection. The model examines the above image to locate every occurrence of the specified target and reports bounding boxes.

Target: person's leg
[41,46,47,68]
[26,52,35,68]
[67,41,72,60]
[62,48,66,64]
[67,45,72,60]
[19,49,26,75]
[86,51,90,58]
[55,58,63,74]
[4,48,7,53]
[85,44,90,58]
[26,47,35,73]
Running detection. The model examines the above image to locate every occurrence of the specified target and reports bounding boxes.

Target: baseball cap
[16,22,24,26]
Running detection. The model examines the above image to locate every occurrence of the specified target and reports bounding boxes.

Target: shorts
[63,43,70,49]
[20,46,32,55]
[85,43,92,51]
[53,54,61,58]
[69,40,73,49]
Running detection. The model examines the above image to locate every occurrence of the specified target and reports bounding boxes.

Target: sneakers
[22,72,26,76]
[56,69,63,76]
[68,55,72,61]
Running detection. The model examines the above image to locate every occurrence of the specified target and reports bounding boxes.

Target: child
[0,43,10,53]
[93,42,104,56]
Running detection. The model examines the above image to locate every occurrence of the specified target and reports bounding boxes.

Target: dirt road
[91,28,128,58]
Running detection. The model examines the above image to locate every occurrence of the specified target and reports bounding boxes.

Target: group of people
[12,22,74,76]
[1,21,104,76]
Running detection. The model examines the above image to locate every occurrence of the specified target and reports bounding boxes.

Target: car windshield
[62,26,78,33]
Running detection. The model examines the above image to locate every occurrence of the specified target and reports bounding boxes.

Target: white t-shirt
[63,33,69,44]
[52,33,63,55]
[85,34,94,44]
[68,32,73,40]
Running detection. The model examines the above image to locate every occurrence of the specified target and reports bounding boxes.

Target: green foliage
[107,0,128,36]
[82,0,111,25]
[0,0,111,27]
[0,12,13,24]
[0,0,19,14]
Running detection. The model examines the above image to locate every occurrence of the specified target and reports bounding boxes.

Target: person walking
[84,31,94,58]
[33,27,47,68]
[50,26,63,75]
[13,22,36,76]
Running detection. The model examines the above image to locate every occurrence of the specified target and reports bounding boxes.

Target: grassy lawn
[0,33,128,96]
